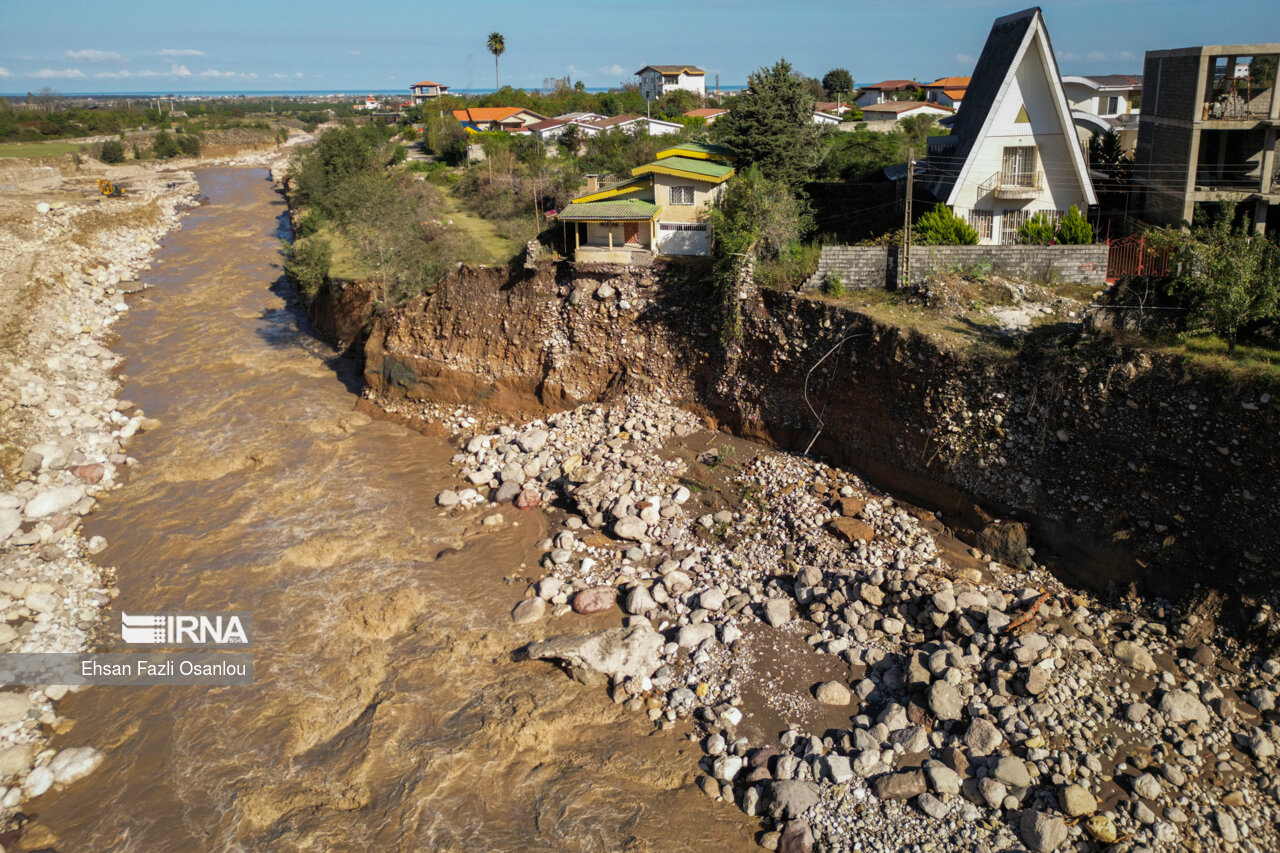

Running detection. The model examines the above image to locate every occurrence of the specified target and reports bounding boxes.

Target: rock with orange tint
[71,463,105,484]
[572,586,617,615]
[514,488,541,510]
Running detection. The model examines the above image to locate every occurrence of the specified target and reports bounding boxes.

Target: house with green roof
[557,142,735,262]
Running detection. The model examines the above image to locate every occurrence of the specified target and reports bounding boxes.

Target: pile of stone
[434,393,1279,852]
[0,174,198,816]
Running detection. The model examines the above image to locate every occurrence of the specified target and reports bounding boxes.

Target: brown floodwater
[27,169,757,852]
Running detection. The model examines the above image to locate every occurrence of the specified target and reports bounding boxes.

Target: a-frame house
[925,7,1097,244]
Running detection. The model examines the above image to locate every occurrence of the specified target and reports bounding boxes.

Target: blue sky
[1,0,1275,94]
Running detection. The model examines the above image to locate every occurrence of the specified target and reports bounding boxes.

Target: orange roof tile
[925,76,971,89]
[684,108,727,117]
[411,80,447,88]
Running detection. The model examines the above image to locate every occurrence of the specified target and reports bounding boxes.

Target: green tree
[821,68,854,99]
[152,130,180,159]
[487,32,506,92]
[1164,201,1280,355]
[99,140,125,164]
[176,133,200,157]
[1017,212,1056,245]
[283,237,332,297]
[897,114,939,151]
[712,59,824,187]
[915,204,978,245]
[654,89,700,119]
[1054,205,1093,244]
[706,163,813,337]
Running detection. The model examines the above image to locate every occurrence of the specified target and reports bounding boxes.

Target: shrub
[294,208,323,239]
[1055,205,1093,244]
[152,130,180,159]
[176,133,201,157]
[389,144,407,166]
[823,272,846,297]
[283,237,332,297]
[915,204,978,245]
[1017,212,1056,245]
[99,140,125,164]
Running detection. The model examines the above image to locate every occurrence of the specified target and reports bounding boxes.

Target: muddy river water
[31,169,757,851]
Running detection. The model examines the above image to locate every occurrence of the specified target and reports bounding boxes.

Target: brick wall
[803,244,1109,290]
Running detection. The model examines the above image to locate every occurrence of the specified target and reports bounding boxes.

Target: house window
[663,75,679,85]
[1001,146,1038,186]
[1000,211,1029,244]
[1105,96,1119,115]
[968,209,995,242]
[660,223,707,231]
[670,185,695,205]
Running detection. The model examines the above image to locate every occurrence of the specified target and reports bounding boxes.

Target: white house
[855,80,919,107]
[923,77,971,110]
[1061,74,1142,151]
[567,115,684,137]
[408,80,449,104]
[812,111,843,126]
[923,8,1096,245]
[636,65,707,102]
[861,101,954,124]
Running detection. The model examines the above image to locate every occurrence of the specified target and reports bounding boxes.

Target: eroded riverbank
[17,168,759,852]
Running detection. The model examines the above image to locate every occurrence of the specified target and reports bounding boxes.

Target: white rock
[0,508,20,541]
[23,486,85,519]
[47,746,104,785]
[22,766,53,798]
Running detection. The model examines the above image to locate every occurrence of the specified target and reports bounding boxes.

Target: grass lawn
[434,190,523,265]
[808,287,1009,352]
[1148,334,1280,385]
[0,141,86,158]
[311,221,370,281]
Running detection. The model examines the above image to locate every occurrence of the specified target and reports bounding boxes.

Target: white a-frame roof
[932,7,1096,207]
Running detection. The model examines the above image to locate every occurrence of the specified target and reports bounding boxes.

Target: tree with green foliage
[706,164,813,338]
[283,237,332,297]
[915,205,978,245]
[821,69,854,100]
[1054,205,1093,244]
[654,89,700,119]
[1017,212,1057,245]
[99,140,125,164]
[152,130,180,159]
[1162,201,1280,355]
[897,114,939,151]
[176,133,200,157]
[289,124,390,216]
[487,32,506,92]
[712,59,824,188]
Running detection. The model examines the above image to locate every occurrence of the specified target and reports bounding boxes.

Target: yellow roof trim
[655,149,737,163]
[571,179,652,204]
[633,163,735,184]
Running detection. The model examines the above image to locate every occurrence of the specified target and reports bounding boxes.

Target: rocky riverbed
[0,168,198,821]
[381,388,1280,852]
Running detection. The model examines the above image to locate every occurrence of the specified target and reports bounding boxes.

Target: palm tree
[487,32,506,92]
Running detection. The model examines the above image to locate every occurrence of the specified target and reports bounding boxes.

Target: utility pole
[902,147,914,290]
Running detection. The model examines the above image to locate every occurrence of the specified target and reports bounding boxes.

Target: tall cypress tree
[712,59,824,188]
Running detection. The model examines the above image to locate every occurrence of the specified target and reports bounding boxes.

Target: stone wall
[805,244,1109,290]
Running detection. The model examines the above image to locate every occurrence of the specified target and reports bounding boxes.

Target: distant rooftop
[637,65,706,76]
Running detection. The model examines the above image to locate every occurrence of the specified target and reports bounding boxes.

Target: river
[30,169,757,852]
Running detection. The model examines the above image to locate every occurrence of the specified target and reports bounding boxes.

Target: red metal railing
[1106,233,1171,283]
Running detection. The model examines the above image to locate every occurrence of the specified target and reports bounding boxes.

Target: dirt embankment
[313,260,1279,631]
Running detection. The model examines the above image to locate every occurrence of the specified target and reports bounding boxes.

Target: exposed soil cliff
[319,260,1278,624]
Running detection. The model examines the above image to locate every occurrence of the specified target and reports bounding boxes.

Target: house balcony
[979,169,1044,200]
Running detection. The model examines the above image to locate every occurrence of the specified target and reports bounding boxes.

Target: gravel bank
[0,169,198,819]
[397,390,1280,852]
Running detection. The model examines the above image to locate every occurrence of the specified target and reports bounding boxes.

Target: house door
[623,222,640,245]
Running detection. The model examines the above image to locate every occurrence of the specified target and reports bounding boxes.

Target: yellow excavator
[97,179,126,198]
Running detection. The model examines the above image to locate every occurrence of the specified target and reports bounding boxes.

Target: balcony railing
[978,169,1044,199]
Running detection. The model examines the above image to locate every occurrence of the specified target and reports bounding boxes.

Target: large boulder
[524,625,664,681]
[1159,689,1210,725]
[765,780,820,820]
[975,519,1032,568]
[1019,810,1068,852]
